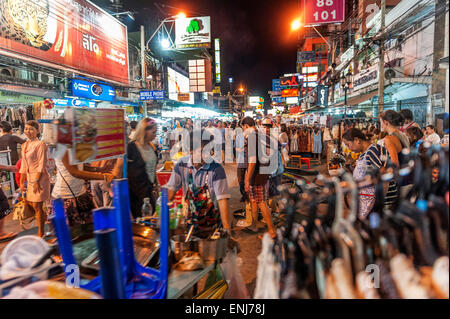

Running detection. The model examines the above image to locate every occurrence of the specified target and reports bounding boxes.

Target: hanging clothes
[298,129,310,153]
[290,131,299,154]
[312,130,322,154]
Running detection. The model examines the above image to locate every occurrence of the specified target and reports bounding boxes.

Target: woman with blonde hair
[127,118,160,218]
[19,120,51,238]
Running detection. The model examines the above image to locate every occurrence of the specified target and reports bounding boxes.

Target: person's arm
[62,152,113,182]
[13,135,26,144]
[19,172,27,192]
[384,136,399,167]
[165,161,183,201]
[0,164,17,172]
[112,158,123,179]
[19,143,28,191]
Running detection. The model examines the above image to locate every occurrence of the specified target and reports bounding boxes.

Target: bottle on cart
[141,198,152,219]
[176,204,184,227]
[154,196,161,217]
[169,206,178,230]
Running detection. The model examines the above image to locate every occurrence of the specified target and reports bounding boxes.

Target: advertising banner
[272,96,285,103]
[140,90,165,101]
[214,38,221,83]
[286,97,299,105]
[303,0,345,25]
[297,51,316,63]
[178,93,191,101]
[0,0,129,85]
[316,85,329,107]
[281,88,299,97]
[353,64,378,91]
[280,75,300,87]
[168,67,194,104]
[53,98,96,107]
[175,16,211,49]
[71,79,116,102]
[272,79,281,92]
[249,96,263,107]
[0,90,42,104]
[189,59,212,93]
[69,108,125,164]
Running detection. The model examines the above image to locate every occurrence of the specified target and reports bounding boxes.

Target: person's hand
[103,173,115,183]
[32,182,42,194]
[102,161,115,173]
[19,184,25,193]
[245,180,250,193]
[226,233,240,253]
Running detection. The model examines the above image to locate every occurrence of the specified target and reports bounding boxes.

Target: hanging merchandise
[254,146,449,299]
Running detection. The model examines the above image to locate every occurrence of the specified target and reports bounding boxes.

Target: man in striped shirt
[343,128,396,218]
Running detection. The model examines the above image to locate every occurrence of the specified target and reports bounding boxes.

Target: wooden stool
[286,155,302,170]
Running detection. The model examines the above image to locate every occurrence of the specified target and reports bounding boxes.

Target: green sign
[0,90,42,104]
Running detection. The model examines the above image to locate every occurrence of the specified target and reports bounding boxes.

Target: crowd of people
[0,108,448,245]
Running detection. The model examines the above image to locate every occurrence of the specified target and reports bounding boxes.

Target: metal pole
[140,25,147,117]
[344,87,348,118]
[377,0,386,114]
[312,25,331,48]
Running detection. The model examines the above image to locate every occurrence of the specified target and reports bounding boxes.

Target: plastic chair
[51,179,169,299]
[301,158,311,169]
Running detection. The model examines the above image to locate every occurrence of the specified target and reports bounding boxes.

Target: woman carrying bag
[127,118,160,219]
[19,120,51,238]
[51,150,114,227]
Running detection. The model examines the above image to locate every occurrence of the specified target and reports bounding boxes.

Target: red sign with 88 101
[303,0,346,25]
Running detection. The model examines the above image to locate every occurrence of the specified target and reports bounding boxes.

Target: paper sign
[70,108,125,164]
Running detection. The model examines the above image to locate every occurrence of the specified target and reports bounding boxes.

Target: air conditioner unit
[38,72,54,84]
[0,67,15,77]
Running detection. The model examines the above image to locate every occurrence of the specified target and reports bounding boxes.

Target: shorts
[248,182,269,203]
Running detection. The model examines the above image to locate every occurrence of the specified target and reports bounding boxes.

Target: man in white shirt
[425,125,441,145]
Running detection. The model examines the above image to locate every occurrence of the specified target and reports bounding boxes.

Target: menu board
[70,108,125,164]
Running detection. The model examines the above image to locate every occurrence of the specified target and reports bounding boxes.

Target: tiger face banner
[0,0,129,85]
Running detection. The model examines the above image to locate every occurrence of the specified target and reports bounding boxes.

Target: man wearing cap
[243,118,277,239]
[166,129,236,240]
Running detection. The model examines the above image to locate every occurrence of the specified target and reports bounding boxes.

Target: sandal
[0,232,18,243]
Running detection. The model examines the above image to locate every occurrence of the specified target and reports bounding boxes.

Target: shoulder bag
[56,167,94,213]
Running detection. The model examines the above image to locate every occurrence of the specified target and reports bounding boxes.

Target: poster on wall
[0,0,129,85]
[168,67,194,104]
[175,16,211,49]
[66,108,125,164]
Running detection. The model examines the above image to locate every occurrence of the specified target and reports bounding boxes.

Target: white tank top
[51,159,86,199]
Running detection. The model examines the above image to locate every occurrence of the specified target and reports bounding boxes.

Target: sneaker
[236,220,251,228]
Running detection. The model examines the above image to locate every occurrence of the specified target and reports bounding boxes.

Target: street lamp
[160,38,171,49]
[291,19,301,31]
[340,71,352,116]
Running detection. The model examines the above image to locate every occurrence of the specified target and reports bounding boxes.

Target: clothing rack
[254,146,449,299]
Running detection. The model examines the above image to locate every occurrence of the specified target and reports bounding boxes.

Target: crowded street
[0,0,449,306]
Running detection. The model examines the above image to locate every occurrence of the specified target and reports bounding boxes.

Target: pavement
[0,160,326,298]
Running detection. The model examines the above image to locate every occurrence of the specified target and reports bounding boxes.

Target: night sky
[102,0,303,100]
